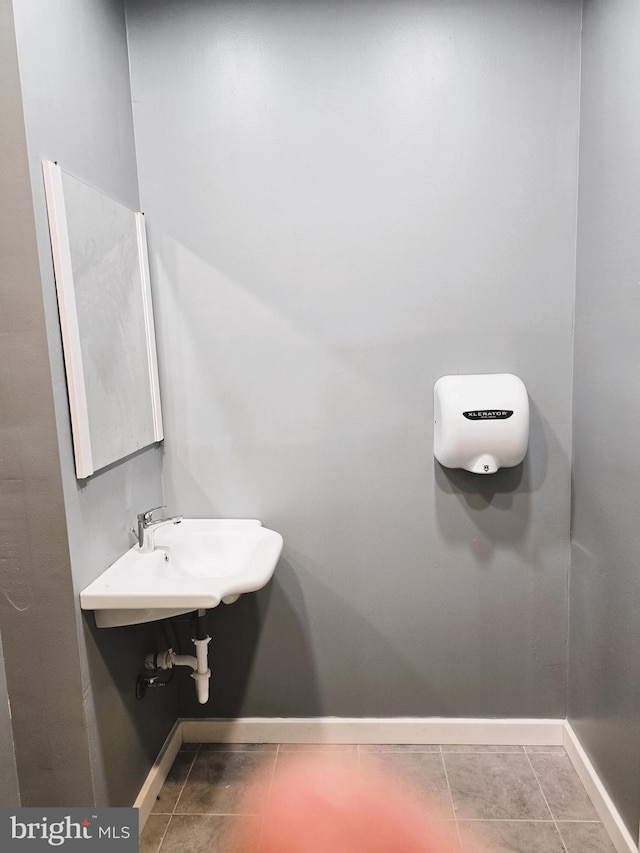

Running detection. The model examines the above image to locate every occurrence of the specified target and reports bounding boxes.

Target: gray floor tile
[152,751,197,814]
[528,753,599,821]
[260,818,461,853]
[151,742,615,853]
[270,748,361,809]
[442,745,524,753]
[445,753,551,820]
[158,814,260,853]
[175,750,276,815]
[198,742,278,752]
[558,821,617,853]
[360,743,440,752]
[363,751,454,818]
[524,746,566,754]
[140,814,170,853]
[279,742,358,752]
[458,820,564,853]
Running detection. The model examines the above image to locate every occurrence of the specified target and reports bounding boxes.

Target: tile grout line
[256,743,280,851]
[455,818,600,824]
[154,820,170,853]
[555,819,602,825]
[173,744,201,815]
[523,749,565,849]
[439,745,463,852]
[440,747,526,754]
[155,743,201,853]
[153,743,609,852]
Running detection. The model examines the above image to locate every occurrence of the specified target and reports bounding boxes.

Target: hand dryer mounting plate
[433,373,529,474]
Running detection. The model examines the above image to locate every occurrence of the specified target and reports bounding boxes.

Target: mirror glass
[43,161,163,478]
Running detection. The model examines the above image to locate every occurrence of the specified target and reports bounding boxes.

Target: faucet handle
[138,505,166,524]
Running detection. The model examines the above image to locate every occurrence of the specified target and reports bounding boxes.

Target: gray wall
[569,0,640,838]
[0,634,20,807]
[126,0,581,718]
[0,0,24,809]
[8,0,640,836]
[10,0,177,806]
[0,0,93,805]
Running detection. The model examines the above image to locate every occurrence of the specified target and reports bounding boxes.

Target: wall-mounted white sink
[80,519,283,628]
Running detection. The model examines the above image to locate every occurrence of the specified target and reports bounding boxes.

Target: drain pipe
[192,609,212,705]
[146,609,211,704]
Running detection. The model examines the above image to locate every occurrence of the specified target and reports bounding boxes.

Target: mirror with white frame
[42,161,163,479]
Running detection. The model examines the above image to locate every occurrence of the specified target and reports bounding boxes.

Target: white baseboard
[180,716,564,746]
[134,721,182,832]
[135,716,637,853]
[563,722,636,853]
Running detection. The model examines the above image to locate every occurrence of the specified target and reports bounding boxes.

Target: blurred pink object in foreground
[231,753,468,852]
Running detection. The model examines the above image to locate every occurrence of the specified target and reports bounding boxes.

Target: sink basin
[80,519,283,628]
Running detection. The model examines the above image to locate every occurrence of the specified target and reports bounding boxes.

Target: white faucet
[136,506,182,553]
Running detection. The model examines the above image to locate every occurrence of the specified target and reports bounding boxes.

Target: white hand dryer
[433,373,529,474]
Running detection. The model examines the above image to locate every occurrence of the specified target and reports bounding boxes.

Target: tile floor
[140,743,618,853]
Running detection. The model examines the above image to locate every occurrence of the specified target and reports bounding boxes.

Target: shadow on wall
[569,471,640,720]
[433,399,549,560]
[174,557,321,718]
[82,614,179,806]
[176,550,452,718]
